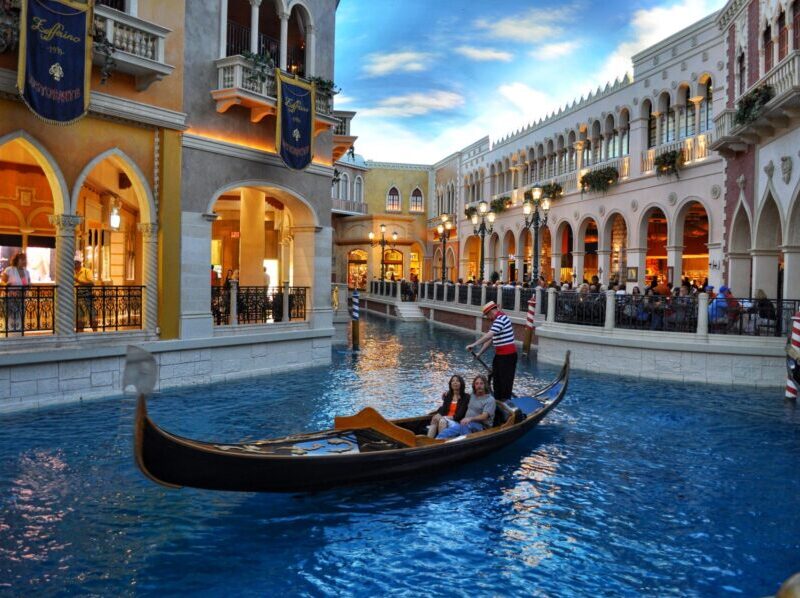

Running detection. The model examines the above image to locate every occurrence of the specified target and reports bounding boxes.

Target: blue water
[1,315,799,597]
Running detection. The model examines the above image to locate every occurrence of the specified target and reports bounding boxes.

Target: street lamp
[436,214,453,283]
[368,223,398,280]
[522,186,551,283]
[471,200,496,281]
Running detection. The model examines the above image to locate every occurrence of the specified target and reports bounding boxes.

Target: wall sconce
[709,260,721,270]
[110,201,121,230]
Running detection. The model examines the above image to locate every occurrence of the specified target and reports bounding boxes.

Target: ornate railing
[332,199,368,214]
[708,297,799,337]
[236,286,277,324]
[500,287,516,310]
[0,286,55,336]
[555,292,605,327]
[458,284,468,304]
[212,285,307,325]
[643,131,716,173]
[75,285,143,333]
[216,54,276,97]
[226,20,280,65]
[94,4,168,64]
[211,286,230,325]
[615,295,698,333]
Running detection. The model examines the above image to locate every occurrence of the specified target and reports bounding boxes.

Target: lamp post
[471,200,496,281]
[436,214,453,283]
[368,224,398,280]
[522,186,551,283]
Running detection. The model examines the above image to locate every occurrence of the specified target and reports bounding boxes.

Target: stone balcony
[332,199,368,215]
[711,52,800,156]
[211,56,337,130]
[641,131,714,172]
[93,4,174,91]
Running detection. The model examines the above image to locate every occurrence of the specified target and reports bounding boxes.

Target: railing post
[229,280,238,326]
[546,288,556,323]
[480,284,487,307]
[604,290,616,330]
[282,281,290,322]
[697,292,709,337]
[514,286,521,312]
[434,281,440,301]
[396,280,402,300]
[535,287,543,316]
[467,284,473,305]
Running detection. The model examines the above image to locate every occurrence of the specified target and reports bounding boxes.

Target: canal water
[1,314,799,597]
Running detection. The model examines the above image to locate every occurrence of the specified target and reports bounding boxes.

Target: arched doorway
[445,247,456,282]
[409,242,423,281]
[383,249,403,280]
[578,217,599,283]
[503,230,516,281]
[728,204,752,296]
[676,201,709,287]
[347,249,367,290]
[520,228,532,281]
[488,232,501,281]
[556,222,574,283]
[463,236,480,281]
[754,194,783,298]
[643,207,668,286]
[540,226,552,282]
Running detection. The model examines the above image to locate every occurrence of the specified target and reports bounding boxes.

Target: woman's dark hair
[445,374,467,403]
[10,252,26,267]
[472,374,490,395]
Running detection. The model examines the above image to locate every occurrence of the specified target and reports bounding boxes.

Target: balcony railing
[212,284,307,325]
[332,199,368,214]
[641,131,714,174]
[212,56,334,120]
[226,20,279,65]
[0,286,55,336]
[75,285,143,333]
[708,297,799,337]
[93,4,173,90]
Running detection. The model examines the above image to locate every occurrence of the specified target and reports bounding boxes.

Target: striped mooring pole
[352,289,360,351]
[523,296,536,356]
[786,311,800,400]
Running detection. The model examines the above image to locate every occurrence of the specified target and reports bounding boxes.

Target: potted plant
[309,77,341,96]
[464,206,477,219]
[541,183,563,199]
[654,150,684,178]
[490,197,509,213]
[242,51,275,86]
[580,167,619,194]
[734,84,774,125]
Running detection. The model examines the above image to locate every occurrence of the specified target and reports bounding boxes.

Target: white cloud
[454,45,513,62]
[333,93,354,106]
[475,6,576,42]
[357,91,465,118]
[362,51,433,77]
[532,41,580,60]
[593,0,727,87]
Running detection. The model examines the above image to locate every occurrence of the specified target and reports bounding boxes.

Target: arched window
[737,51,747,95]
[663,96,675,143]
[354,176,363,202]
[779,11,788,60]
[764,24,774,73]
[340,173,349,201]
[647,103,657,148]
[410,188,423,212]
[386,187,400,212]
[682,87,695,138]
[700,81,713,132]
[794,0,800,51]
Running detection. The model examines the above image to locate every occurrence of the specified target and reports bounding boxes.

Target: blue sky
[334,0,727,163]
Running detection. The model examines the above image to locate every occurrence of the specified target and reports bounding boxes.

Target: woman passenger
[437,375,496,439]
[428,375,470,438]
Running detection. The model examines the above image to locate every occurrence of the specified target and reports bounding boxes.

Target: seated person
[428,375,470,438]
[437,375,496,439]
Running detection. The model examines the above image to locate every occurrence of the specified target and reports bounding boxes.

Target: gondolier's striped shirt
[490,310,516,355]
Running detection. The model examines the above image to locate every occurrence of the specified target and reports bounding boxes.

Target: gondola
[133,352,570,493]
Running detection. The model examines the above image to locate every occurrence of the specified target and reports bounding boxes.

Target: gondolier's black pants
[492,351,518,402]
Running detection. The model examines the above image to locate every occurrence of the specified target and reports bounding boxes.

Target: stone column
[551,253,562,284]
[572,251,585,284]
[49,214,82,337]
[229,279,238,326]
[707,241,724,290]
[293,225,330,328]
[138,222,159,335]
[514,286,521,312]
[604,290,615,330]
[751,249,781,298]
[618,127,627,157]
[782,246,800,300]
[305,25,316,76]
[546,288,556,322]
[727,252,752,297]
[597,250,611,286]
[628,116,647,175]
[653,112,663,146]
[666,244,683,285]
[279,11,289,70]
[497,256,507,281]
[574,141,584,172]
[626,247,647,291]
[249,0,262,54]
[693,99,702,136]
[219,0,228,59]
[466,284,473,305]
[515,254,524,282]
[239,188,265,286]
[697,293,709,337]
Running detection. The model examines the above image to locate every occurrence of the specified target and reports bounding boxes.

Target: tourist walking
[466,301,518,402]
[1,252,31,332]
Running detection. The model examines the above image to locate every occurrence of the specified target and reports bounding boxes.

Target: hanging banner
[17,0,92,125]
[276,70,315,170]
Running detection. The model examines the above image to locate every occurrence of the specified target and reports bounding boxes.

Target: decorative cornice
[717,0,748,29]
[182,133,335,178]
[365,161,432,171]
[0,68,187,130]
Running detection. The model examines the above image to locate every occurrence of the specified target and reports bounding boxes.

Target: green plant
[309,77,341,95]
[490,197,509,213]
[242,51,275,86]
[541,183,563,199]
[654,150,684,178]
[734,85,774,125]
[464,206,477,219]
[580,167,619,194]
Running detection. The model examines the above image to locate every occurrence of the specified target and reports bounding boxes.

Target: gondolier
[467,301,518,402]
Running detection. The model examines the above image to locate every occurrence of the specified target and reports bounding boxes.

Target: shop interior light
[110,204,121,230]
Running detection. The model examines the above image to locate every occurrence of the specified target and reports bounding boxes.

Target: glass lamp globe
[487,211,496,224]
[478,201,488,214]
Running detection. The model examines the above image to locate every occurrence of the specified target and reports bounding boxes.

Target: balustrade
[0,286,55,337]
[75,286,143,333]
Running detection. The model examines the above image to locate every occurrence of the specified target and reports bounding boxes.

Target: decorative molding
[137,222,158,238]
[711,185,722,200]
[736,174,746,190]
[764,160,775,179]
[598,205,605,216]
[781,156,792,184]
[631,199,639,212]
[573,210,580,221]
[668,192,678,206]
[48,214,83,232]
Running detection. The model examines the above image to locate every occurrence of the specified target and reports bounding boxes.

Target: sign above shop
[276,70,315,170]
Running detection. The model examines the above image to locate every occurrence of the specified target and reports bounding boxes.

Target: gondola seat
[493,402,522,428]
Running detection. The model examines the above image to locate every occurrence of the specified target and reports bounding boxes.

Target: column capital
[48,214,83,233]
[596,250,611,256]
[137,222,159,239]
[249,0,263,7]
[278,9,290,19]
[665,245,684,251]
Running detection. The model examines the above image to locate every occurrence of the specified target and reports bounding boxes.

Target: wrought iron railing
[555,292,605,327]
[435,284,444,301]
[520,287,535,310]
[709,297,799,337]
[0,286,56,336]
[500,287,516,310]
[401,281,418,302]
[236,286,277,324]
[458,284,468,304]
[615,295,698,332]
[470,286,483,306]
[75,285,143,332]
[485,286,498,305]
[211,286,230,325]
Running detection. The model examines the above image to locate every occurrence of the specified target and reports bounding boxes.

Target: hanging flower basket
[734,85,774,125]
[464,206,477,219]
[580,167,619,194]
[490,197,509,213]
[541,183,563,199]
[654,150,684,178]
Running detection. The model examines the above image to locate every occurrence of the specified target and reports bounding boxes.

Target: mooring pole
[523,296,536,356]
[352,289,360,351]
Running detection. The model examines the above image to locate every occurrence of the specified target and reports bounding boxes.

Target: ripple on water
[0,314,799,597]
